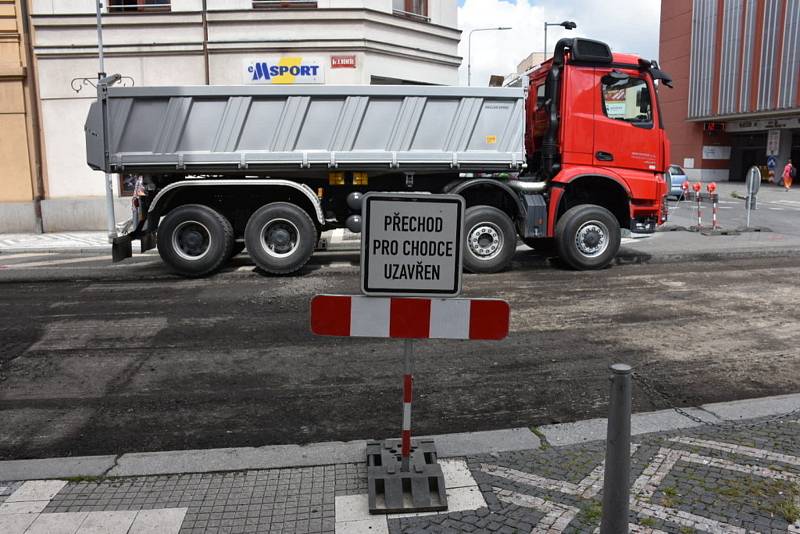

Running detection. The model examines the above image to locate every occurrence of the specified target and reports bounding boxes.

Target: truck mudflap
[112,234,133,262]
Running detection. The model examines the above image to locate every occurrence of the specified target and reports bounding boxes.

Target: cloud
[457,0,661,86]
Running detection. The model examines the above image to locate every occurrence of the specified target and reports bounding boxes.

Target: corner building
[0,0,459,232]
[659,0,799,183]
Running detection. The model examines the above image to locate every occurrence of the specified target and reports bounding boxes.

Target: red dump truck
[86,37,671,277]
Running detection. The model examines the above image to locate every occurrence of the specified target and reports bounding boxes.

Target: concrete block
[539,407,720,447]
[420,427,540,457]
[109,440,371,477]
[0,202,37,233]
[0,455,117,481]
[701,393,800,421]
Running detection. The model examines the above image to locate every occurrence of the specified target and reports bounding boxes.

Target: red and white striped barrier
[310,295,510,340]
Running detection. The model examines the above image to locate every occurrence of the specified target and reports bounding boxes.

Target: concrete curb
[615,245,800,266]
[0,247,110,255]
[2,393,798,481]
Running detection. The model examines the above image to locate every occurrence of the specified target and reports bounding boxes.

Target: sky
[456,0,662,86]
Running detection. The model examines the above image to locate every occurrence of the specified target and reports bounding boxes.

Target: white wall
[38,55,206,198]
[31,1,459,201]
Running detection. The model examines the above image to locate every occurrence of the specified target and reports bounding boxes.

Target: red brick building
[660,0,799,183]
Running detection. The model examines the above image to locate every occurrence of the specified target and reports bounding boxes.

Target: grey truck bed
[85,85,526,175]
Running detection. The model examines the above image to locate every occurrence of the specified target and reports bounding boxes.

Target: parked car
[667,164,688,199]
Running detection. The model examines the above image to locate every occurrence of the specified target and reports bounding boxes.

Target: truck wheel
[522,237,556,255]
[245,202,316,275]
[157,204,234,277]
[555,204,621,270]
[463,206,516,273]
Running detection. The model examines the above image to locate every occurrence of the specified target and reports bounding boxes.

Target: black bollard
[600,363,632,534]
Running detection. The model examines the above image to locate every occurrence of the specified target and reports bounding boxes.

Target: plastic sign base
[366,439,448,514]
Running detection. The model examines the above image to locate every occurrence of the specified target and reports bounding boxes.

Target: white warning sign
[360,193,464,297]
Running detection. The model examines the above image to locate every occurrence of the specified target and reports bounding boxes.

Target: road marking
[670,436,800,466]
[493,487,580,532]
[0,479,186,534]
[481,439,800,532]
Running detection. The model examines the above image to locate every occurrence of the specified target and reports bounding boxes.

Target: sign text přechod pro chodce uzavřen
[360,193,465,297]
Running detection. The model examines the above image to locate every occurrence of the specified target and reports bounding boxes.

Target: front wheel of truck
[157,204,234,277]
[555,204,621,270]
[245,202,316,275]
[463,206,516,274]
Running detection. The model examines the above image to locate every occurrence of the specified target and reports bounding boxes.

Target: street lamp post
[467,26,511,86]
[543,20,577,58]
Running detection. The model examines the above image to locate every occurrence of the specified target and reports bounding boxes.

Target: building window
[252,0,318,9]
[393,0,429,22]
[108,0,171,13]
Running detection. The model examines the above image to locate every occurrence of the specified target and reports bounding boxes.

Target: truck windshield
[600,75,652,128]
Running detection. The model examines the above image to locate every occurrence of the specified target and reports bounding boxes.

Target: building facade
[0,0,44,232]
[660,0,799,183]
[0,0,459,232]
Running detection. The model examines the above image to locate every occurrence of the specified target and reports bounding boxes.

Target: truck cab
[514,38,671,268]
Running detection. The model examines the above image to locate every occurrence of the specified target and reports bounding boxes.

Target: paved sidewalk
[2,394,799,533]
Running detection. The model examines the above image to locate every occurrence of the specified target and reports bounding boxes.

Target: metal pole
[600,363,632,534]
[96,0,117,241]
[543,23,547,58]
[467,30,472,86]
[401,339,414,472]
[712,194,719,229]
[746,197,752,229]
[695,192,702,229]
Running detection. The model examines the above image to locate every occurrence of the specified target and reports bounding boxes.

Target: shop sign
[244,57,325,84]
[331,55,357,69]
[702,146,731,160]
[766,129,781,156]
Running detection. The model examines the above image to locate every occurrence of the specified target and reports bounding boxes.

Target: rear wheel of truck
[555,204,620,270]
[463,206,516,274]
[245,202,316,275]
[157,204,234,277]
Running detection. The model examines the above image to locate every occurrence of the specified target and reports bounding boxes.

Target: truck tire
[522,237,556,255]
[463,206,516,274]
[555,204,621,270]
[245,202,316,275]
[157,204,234,277]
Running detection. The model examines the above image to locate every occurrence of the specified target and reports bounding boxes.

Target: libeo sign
[360,192,464,297]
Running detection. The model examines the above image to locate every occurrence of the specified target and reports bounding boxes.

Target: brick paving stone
[5,415,800,533]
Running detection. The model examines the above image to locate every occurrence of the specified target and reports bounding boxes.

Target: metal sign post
[310,192,510,514]
[95,1,117,241]
[745,165,760,228]
[309,294,510,513]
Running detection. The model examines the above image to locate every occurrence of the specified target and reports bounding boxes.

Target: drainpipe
[202,0,209,84]
[20,0,46,233]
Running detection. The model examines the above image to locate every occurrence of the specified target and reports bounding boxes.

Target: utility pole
[467,26,511,86]
[544,20,577,58]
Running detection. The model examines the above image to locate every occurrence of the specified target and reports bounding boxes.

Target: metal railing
[107,1,171,13]
[391,8,429,22]
[252,0,318,8]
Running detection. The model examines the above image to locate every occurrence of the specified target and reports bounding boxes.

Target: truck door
[593,69,662,176]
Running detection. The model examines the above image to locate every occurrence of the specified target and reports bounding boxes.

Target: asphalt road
[1,250,799,461]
